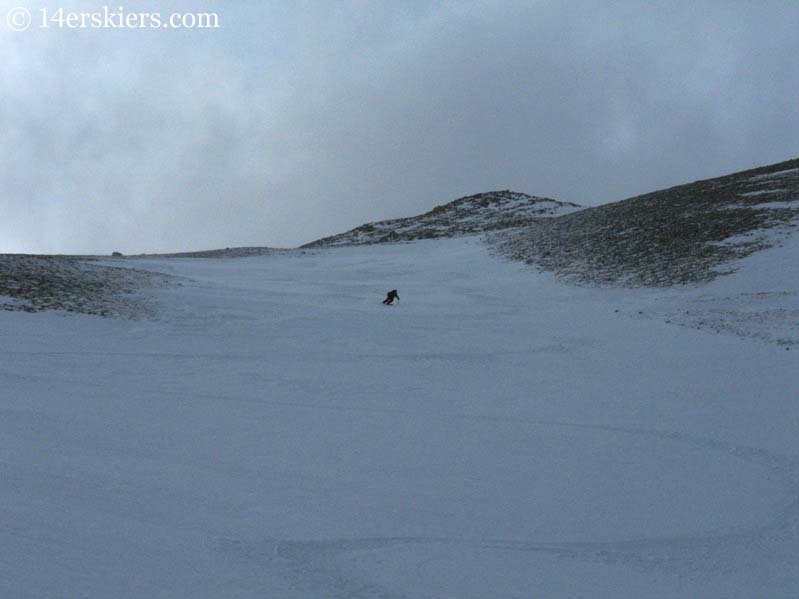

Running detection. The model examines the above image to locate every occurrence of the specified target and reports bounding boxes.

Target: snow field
[1,237,797,597]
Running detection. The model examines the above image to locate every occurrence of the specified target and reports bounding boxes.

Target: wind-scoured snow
[1,234,797,597]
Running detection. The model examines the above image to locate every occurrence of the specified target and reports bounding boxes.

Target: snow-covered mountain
[493,157,799,286]
[1,158,799,597]
[3,159,798,318]
[303,190,582,248]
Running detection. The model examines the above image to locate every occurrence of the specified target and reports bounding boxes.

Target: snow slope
[1,237,797,597]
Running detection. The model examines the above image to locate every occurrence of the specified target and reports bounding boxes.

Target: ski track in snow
[214,417,799,598]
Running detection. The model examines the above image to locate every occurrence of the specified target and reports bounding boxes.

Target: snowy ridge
[134,246,284,259]
[492,157,799,286]
[302,190,582,248]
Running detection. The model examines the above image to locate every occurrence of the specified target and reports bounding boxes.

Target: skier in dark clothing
[382,289,399,305]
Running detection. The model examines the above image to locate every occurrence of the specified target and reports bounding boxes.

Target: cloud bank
[2,0,798,253]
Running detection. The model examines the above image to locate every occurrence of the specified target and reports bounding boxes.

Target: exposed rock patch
[0,255,178,318]
[491,158,799,286]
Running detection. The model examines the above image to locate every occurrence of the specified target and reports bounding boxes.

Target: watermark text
[6,5,221,32]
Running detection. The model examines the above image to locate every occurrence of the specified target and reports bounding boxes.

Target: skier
[382,289,399,305]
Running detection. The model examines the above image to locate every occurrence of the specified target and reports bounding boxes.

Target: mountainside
[492,158,799,286]
[302,190,582,248]
[0,255,177,317]
[0,249,283,316]
[4,159,798,318]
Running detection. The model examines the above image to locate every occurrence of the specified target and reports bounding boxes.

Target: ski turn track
[216,417,799,598]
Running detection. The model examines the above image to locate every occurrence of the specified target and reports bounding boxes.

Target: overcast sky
[2,0,798,254]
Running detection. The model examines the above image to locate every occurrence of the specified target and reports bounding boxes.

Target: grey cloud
[2,0,798,253]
